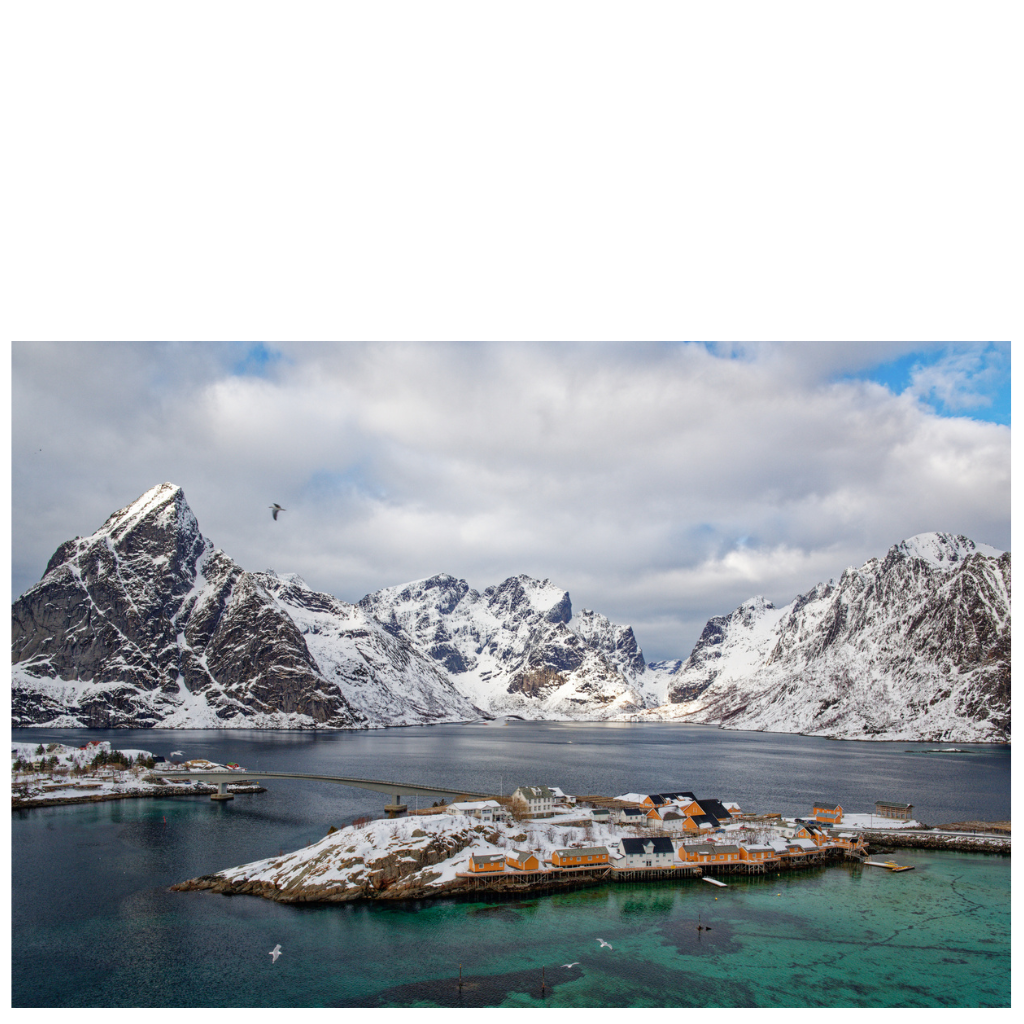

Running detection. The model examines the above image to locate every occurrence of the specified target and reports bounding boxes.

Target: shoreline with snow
[10,740,265,810]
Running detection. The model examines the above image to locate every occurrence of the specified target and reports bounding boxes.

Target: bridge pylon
[384,794,407,818]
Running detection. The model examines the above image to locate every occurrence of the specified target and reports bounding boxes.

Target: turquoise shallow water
[11,725,1010,1006]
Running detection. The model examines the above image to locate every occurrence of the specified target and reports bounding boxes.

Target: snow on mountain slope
[11,484,482,730]
[359,573,650,719]
[626,533,1010,742]
[11,487,1009,742]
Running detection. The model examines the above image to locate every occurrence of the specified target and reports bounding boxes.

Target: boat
[701,876,727,887]
[864,860,914,872]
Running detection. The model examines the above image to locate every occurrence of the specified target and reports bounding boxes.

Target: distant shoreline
[12,783,266,811]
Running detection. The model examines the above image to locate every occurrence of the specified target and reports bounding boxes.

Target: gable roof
[813,801,842,810]
[514,785,554,800]
[554,846,609,857]
[620,837,675,855]
[469,853,505,865]
[690,813,722,828]
[695,798,732,820]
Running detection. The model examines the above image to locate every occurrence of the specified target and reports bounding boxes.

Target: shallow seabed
[15,846,1008,1007]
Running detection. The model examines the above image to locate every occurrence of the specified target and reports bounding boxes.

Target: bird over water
[269,944,282,962]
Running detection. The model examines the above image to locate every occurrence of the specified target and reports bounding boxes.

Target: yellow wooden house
[505,848,539,871]
[551,846,609,867]
[812,801,843,825]
[467,853,505,873]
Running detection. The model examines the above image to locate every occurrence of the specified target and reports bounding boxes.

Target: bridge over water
[145,769,493,816]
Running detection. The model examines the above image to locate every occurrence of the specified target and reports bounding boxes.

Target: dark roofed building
[695,798,732,820]
[619,837,676,868]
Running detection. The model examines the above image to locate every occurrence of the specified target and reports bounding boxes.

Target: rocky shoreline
[861,829,1010,856]
[12,783,266,811]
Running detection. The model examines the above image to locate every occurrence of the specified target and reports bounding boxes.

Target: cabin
[641,794,672,809]
[658,811,687,833]
[619,837,676,868]
[548,786,576,806]
[551,846,609,867]
[723,801,743,816]
[739,844,776,863]
[511,785,556,817]
[505,848,539,871]
[590,807,610,824]
[694,798,733,822]
[674,798,705,817]
[449,799,502,822]
[812,801,843,825]
[617,807,647,825]
[788,838,818,856]
[875,801,914,820]
[677,843,741,864]
[681,813,721,832]
[467,853,505,873]
[792,821,829,846]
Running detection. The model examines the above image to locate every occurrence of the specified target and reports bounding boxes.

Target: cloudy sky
[10,341,1010,661]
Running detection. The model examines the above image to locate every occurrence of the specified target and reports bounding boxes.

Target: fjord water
[11,723,1010,1007]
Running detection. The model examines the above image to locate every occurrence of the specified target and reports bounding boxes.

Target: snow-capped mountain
[629,533,1010,742]
[10,484,1010,741]
[358,574,650,719]
[11,484,482,729]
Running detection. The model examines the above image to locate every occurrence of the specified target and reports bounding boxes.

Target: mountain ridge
[11,486,1010,740]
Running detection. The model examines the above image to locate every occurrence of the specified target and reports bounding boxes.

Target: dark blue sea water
[11,723,1010,1007]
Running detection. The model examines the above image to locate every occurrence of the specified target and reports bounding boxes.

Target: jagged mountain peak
[890,531,1004,568]
[12,484,481,731]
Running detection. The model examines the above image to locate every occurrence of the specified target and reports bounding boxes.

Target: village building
[467,853,505,873]
[739,844,777,863]
[617,807,647,826]
[548,786,576,806]
[618,837,676,868]
[505,849,540,871]
[812,801,843,824]
[694,798,733,821]
[792,821,829,845]
[677,843,742,865]
[448,799,503,822]
[875,801,914,820]
[511,785,556,817]
[551,846,609,867]
[657,811,687,833]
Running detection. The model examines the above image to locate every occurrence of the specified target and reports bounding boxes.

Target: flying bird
[269,504,286,520]
[596,938,612,949]
[561,962,580,969]
[170,750,184,757]
[269,944,282,962]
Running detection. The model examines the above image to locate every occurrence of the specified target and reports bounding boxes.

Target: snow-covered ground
[10,740,253,804]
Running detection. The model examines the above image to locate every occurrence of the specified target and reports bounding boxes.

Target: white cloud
[11,341,1010,661]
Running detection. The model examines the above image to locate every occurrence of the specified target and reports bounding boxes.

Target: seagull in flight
[170,750,184,757]
[561,962,580,969]
[269,503,286,520]
[596,938,613,949]
[269,944,282,962]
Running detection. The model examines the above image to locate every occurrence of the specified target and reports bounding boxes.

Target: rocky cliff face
[11,485,1010,740]
[359,573,651,719]
[633,533,1010,742]
[11,484,481,729]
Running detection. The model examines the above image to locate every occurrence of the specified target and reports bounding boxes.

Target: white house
[449,800,503,822]
[511,785,556,817]
[618,837,676,868]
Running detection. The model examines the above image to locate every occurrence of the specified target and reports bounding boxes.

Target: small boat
[701,877,727,887]
[864,860,914,872]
